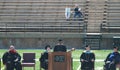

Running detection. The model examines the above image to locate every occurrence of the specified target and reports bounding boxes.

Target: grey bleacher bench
[0,11,85,14]
[0,21,84,23]
[0,1,86,3]
[0,24,85,32]
[101,23,120,32]
[0,4,86,6]
[0,18,85,21]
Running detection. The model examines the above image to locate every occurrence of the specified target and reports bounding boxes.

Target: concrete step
[85,0,106,33]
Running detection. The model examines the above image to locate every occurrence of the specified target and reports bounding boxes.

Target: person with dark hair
[2,45,22,70]
[104,47,120,70]
[54,39,67,52]
[80,45,95,70]
[40,45,51,70]
[74,4,83,21]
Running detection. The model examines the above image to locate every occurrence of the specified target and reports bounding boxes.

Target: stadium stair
[101,0,120,33]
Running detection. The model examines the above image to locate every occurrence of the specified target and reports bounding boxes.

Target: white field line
[1,66,5,70]
[77,64,81,70]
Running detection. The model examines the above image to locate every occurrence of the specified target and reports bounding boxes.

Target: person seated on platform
[40,45,51,70]
[74,4,83,21]
[80,45,95,70]
[2,45,22,70]
[104,47,120,70]
[54,39,67,52]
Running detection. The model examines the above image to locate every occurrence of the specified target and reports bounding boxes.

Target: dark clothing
[40,51,48,69]
[2,51,22,70]
[104,52,120,70]
[74,7,83,21]
[80,51,95,70]
[54,45,67,52]
[74,7,80,14]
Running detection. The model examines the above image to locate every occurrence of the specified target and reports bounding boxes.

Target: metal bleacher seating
[83,0,106,49]
[0,0,86,34]
[84,0,107,33]
[101,0,120,33]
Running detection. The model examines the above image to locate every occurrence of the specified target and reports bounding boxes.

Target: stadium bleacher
[0,0,120,49]
[101,0,120,33]
[0,0,86,33]
[85,0,107,33]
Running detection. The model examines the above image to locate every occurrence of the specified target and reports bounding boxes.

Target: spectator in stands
[80,45,95,70]
[2,45,22,70]
[65,5,71,21]
[104,47,120,70]
[54,39,67,52]
[40,45,51,70]
[74,4,83,21]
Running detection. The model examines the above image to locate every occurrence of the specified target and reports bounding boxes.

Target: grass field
[0,49,114,70]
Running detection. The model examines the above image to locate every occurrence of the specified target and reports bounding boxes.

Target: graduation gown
[40,52,48,69]
[2,51,22,70]
[104,52,120,70]
[54,45,67,52]
[80,51,95,70]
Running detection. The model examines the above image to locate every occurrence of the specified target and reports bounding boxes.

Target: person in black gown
[54,39,67,52]
[80,45,95,70]
[104,47,120,70]
[40,45,51,70]
[2,45,22,70]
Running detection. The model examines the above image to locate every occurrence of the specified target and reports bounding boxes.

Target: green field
[0,49,114,70]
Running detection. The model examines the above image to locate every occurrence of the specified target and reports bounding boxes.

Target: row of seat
[0,24,84,32]
[101,0,120,33]
[0,0,119,33]
[0,0,86,33]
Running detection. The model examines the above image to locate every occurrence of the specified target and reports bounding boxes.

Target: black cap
[58,39,63,42]
[45,45,51,50]
[113,46,119,50]
[85,45,89,48]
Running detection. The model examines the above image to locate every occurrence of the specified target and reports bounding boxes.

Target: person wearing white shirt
[65,6,71,21]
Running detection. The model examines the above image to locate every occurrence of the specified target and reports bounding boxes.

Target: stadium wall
[0,38,114,49]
